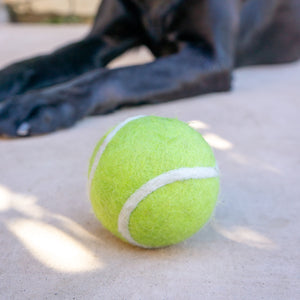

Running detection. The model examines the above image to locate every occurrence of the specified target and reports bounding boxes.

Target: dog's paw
[0,63,36,102]
[16,103,78,137]
[0,91,89,137]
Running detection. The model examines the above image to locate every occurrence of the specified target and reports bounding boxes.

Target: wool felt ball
[88,115,219,248]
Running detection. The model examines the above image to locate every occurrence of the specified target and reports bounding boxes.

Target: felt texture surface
[89,116,219,248]
[0,25,299,300]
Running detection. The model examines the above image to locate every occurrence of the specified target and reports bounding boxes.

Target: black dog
[0,0,299,137]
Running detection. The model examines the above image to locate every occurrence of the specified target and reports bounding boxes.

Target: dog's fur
[0,0,299,136]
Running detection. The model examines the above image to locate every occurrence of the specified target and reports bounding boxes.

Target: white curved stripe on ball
[118,166,219,248]
[88,115,146,188]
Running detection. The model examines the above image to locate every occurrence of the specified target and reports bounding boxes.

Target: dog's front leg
[0,0,141,101]
[0,44,231,137]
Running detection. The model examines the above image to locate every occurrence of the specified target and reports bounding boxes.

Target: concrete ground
[0,25,299,300]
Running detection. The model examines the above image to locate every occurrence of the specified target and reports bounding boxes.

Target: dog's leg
[0,0,240,137]
[0,44,231,137]
[0,0,140,101]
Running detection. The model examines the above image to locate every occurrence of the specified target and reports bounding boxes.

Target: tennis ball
[88,116,219,248]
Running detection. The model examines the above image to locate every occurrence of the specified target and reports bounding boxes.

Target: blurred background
[0,0,100,23]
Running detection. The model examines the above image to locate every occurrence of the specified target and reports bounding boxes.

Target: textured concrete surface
[0,25,299,299]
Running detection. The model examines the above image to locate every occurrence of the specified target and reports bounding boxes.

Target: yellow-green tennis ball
[88,116,219,248]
